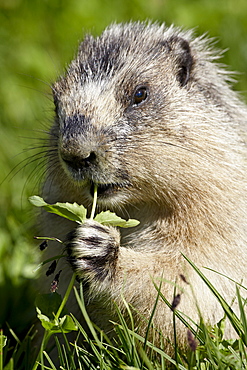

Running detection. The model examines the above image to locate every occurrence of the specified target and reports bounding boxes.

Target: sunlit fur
[41,22,247,351]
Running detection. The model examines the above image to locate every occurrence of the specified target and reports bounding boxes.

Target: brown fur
[41,22,247,350]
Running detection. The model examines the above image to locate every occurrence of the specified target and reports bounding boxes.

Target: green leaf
[58,315,78,332]
[0,332,7,349]
[35,292,67,320]
[36,308,77,333]
[3,358,14,370]
[36,308,53,330]
[36,293,78,334]
[94,210,140,228]
[29,195,87,223]
[29,195,47,207]
[29,195,140,228]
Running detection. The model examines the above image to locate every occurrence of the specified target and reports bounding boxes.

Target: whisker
[17,84,53,102]
[21,160,47,202]
[19,150,62,206]
[15,125,56,136]
[41,161,64,196]
[18,72,53,89]
[3,145,57,183]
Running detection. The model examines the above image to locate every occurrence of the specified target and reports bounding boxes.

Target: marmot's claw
[66,220,120,282]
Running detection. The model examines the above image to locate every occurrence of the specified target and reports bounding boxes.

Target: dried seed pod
[171,293,181,311]
[46,260,57,276]
[179,274,189,284]
[187,329,197,351]
[50,270,62,292]
[39,240,48,251]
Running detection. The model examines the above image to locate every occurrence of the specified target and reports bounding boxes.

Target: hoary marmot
[41,21,247,350]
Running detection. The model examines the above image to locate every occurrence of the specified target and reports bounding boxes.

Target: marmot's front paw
[66,220,120,282]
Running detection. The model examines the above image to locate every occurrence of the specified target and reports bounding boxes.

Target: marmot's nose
[61,150,97,171]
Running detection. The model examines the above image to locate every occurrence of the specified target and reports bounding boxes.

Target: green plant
[29,185,141,369]
[24,189,247,369]
[2,257,247,369]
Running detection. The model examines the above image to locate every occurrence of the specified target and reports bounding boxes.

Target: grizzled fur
[42,22,247,349]
[67,221,120,282]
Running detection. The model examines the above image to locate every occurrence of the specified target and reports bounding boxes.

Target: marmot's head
[50,22,242,211]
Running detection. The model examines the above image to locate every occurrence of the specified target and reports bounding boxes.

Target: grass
[1,257,247,370]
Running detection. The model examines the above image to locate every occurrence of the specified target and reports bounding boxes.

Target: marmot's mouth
[90,182,121,198]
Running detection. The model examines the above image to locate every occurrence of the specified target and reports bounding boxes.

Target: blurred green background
[1,0,247,339]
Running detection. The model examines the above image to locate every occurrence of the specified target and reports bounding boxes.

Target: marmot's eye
[133,86,149,106]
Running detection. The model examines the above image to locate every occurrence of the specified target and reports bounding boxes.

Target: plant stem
[55,272,77,321]
[32,273,77,370]
[90,184,98,220]
[0,330,4,370]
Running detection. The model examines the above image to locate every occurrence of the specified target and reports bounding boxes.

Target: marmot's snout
[60,145,97,172]
[59,113,103,179]
[60,137,98,179]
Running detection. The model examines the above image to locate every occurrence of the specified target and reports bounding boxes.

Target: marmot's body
[42,22,247,349]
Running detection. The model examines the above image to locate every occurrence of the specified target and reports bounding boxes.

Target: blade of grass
[140,275,165,369]
[34,255,65,272]
[236,285,247,346]
[172,284,179,369]
[152,279,204,344]
[182,254,245,344]
[204,267,247,291]
[69,325,101,370]
[43,351,57,370]
[143,276,163,352]
[54,336,65,369]
[60,330,77,369]
[116,325,188,369]
[238,337,247,366]
[73,285,102,349]
[113,301,141,368]
[136,345,157,370]
[198,318,223,369]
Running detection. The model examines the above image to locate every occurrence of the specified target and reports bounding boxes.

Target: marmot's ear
[166,36,194,87]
